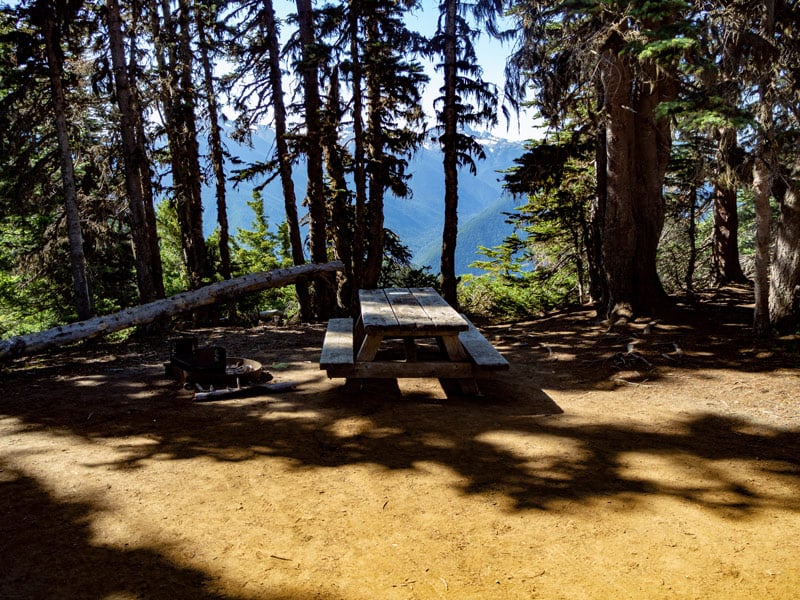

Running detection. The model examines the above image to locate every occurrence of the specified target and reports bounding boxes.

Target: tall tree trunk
[753,152,772,337]
[770,179,800,333]
[712,128,748,284]
[598,46,636,323]
[262,0,312,320]
[598,42,673,324]
[107,0,164,303]
[439,0,459,307]
[713,185,748,284]
[175,0,208,288]
[296,0,334,319]
[630,59,674,314]
[752,0,775,338]
[362,16,386,290]
[42,11,92,320]
[196,5,231,281]
[153,0,208,290]
[348,1,367,306]
[129,0,164,298]
[321,67,353,310]
[589,79,608,308]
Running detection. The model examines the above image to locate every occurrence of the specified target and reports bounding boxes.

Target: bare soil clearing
[2,286,799,599]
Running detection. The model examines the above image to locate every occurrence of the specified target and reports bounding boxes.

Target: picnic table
[320,287,508,394]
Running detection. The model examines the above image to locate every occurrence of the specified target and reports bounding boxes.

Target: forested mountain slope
[200,126,526,275]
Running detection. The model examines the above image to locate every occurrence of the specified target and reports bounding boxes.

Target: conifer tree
[431,0,501,307]
[33,0,93,319]
[106,0,165,303]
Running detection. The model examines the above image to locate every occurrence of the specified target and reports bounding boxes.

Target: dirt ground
[1,285,799,600]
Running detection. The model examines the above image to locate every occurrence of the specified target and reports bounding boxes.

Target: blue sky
[405,0,541,141]
[272,0,541,141]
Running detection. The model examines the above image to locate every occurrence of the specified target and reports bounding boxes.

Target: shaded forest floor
[2,285,799,599]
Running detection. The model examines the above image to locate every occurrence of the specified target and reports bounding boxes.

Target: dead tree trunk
[0,262,343,360]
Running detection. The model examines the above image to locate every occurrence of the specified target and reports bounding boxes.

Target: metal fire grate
[166,336,271,392]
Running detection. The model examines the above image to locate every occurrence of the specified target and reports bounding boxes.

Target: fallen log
[0,261,343,360]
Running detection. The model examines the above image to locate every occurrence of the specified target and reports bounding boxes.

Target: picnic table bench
[320,287,508,394]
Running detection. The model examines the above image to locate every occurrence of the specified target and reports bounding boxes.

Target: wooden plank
[439,333,468,362]
[358,288,467,335]
[359,289,398,331]
[410,287,468,330]
[384,288,432,329]
[319,318,354,368]
[458,316,509,370]
[356,332,384,362]
[324,360,482,380]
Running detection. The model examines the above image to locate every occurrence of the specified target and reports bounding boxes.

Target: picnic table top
[358,287,468,335]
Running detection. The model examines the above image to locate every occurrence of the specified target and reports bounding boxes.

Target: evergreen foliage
[2,0,800,336]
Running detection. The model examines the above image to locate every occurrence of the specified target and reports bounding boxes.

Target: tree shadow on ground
[0,462,244,600]
[2,346,798,515]
[2,288,799,596]
[485,284,800,392]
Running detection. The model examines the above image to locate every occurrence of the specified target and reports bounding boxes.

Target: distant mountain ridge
[201,126,526,275]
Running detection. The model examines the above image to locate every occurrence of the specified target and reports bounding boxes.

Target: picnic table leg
[356,332,383,362]
[403,338,418,362]
[345,331,403,394]
[438,335,481,396]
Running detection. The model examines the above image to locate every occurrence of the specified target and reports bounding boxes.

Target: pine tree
[31,0,94,319]
[431,0,501,307]
[105,0,165,303]
[227,0,313,320]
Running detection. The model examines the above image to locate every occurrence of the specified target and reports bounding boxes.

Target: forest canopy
[1,0,799,342]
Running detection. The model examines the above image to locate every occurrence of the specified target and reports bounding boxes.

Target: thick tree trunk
[439,0,459,307]
[598,47,636,322]
[713,185,748,284]
[262,0,312,320]
[753,0,775,339]
[0,262,344,360]
[42,12,92,320]
[598,45,673,323]
[107,0,165,303]
[296,0,334,318]
[770,180,800,333]
[712,128,748,285]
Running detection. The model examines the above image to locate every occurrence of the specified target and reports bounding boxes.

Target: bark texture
[769,181,800,333]
[0,262,344,360]
[153,0,208,289]
[598,43,674,323]
[439,0,459,307]
[42,11,92,320]
[348,1,368,305]
[712,128,748,285]
[752,155,772,337]
[262,0,312,320]
[752,0,775,338]
[363,16,386,290]
[296,0,334,318]
[196,7,231,281]
[107,0,165,302]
